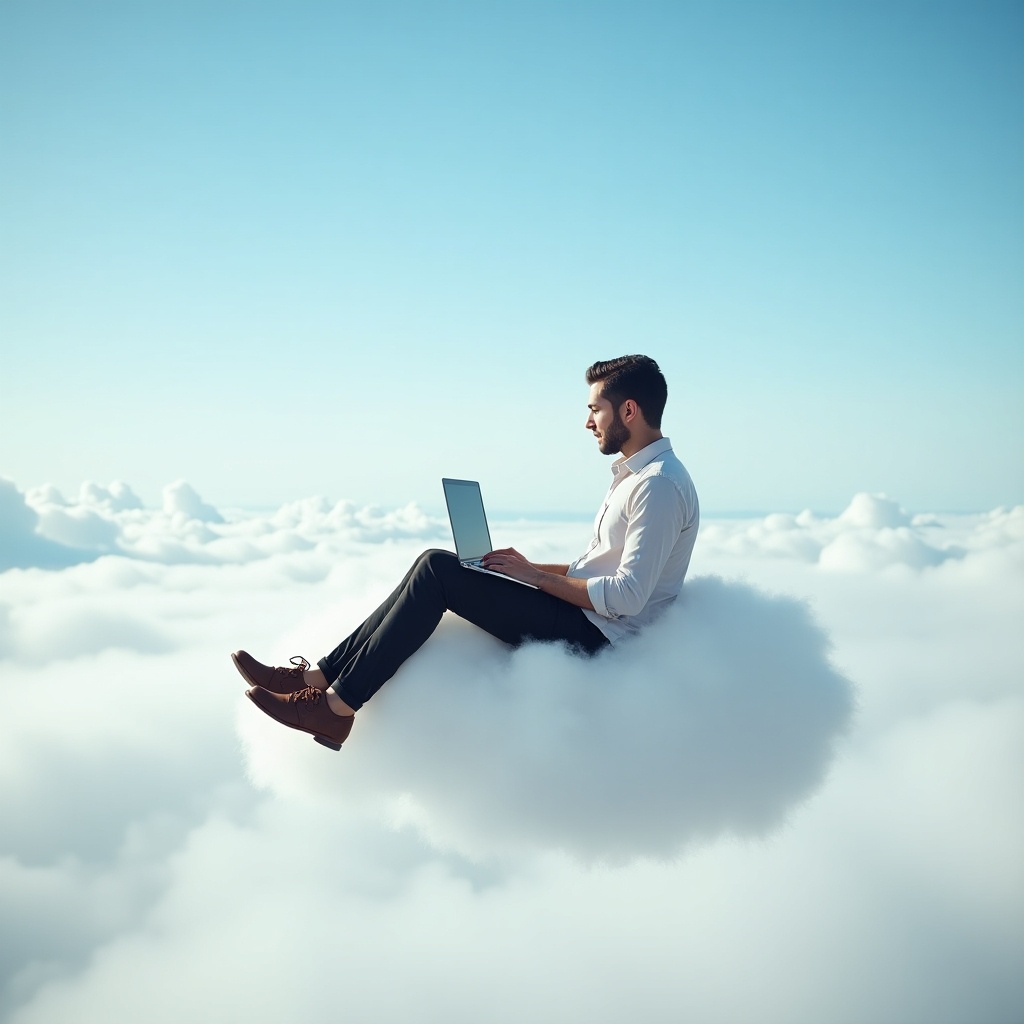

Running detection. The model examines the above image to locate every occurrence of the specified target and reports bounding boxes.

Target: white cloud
[836,491,911,528]
[0,476,1021,1023]
[161,480,224,523]
[0,478,96,571]
[698,492,973,571]
[241,577,853,861]
[33,505,121,553]
[79,481,144,514]
[7,477,449,571]
[13,477,1013,578]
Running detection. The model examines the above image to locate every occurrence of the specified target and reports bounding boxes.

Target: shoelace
[286,656,310,677]
[289,685,323,707]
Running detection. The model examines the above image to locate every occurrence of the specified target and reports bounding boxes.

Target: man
[233,354,699,750]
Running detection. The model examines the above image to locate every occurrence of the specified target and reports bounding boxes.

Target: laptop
[442,478,538,589]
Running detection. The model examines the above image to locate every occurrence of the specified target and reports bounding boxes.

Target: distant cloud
[7,477,447,570]
[79,481,144,513]
[699,492,971,570]
[0,478,98,571]
[33,505,121,553]
[161,480,224,523]
[10,477,1013,578]
[837,491,910,528]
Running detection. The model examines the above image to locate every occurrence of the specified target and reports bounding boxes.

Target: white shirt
[567,437,699,644]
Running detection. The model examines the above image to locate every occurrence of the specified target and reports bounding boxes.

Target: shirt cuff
[586,576,609,618]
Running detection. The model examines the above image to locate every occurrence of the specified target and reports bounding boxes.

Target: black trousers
[318,549,609,710]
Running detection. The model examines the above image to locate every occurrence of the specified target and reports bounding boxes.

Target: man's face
[586,383,631,456]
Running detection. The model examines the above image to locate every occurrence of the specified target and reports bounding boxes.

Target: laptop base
[459,560,539,589]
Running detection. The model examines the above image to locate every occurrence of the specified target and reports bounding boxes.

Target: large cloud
[242,577,854,860]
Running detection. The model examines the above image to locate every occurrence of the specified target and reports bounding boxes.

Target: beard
[598,411,631,455]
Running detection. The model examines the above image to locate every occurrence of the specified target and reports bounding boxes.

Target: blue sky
[2,0,1021,514]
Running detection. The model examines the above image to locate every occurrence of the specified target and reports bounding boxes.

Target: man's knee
[412,548,459,581]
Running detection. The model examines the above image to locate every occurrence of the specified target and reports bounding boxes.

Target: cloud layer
[1,476,1021,1024]
[7,477,1018,578]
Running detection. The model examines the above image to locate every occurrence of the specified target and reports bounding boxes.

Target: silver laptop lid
[442,478,493,562]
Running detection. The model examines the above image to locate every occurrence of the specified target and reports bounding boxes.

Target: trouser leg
[316,557,423,681]
[317,549,608,711]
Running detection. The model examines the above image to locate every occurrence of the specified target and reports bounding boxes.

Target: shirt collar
[612,436,673,476]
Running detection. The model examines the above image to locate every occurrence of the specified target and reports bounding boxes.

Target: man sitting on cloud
[232,355,700,750]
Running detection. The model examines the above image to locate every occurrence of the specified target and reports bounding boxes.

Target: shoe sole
[245,688,344,751]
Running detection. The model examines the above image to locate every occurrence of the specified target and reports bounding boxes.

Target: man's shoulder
[632,449,699,521]
[636,447,693,489]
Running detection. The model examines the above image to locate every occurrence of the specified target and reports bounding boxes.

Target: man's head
[585,354,667,456]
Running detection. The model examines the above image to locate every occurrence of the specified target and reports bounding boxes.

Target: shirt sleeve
[586,475,687,619]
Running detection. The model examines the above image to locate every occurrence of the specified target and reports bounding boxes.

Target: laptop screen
[442,479,493,561]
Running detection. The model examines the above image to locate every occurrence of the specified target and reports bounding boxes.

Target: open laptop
[442,478,538,589]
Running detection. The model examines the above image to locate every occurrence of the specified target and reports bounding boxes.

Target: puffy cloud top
[837,492,911,529]
[80,480,143,513]
[697,491,984,571]
[162,480,224,523]
[3,476,1021,580]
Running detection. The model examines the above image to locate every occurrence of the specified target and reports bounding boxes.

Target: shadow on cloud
[242,576,855,862]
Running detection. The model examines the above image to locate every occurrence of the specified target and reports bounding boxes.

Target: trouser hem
[319,656,365,711]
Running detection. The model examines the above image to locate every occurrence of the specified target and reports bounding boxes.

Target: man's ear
[621,399,639,424]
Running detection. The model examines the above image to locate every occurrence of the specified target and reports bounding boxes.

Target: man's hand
[481,547,541,585]
[481,548,595,610]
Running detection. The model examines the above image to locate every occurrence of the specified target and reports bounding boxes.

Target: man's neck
[618,429,663,460]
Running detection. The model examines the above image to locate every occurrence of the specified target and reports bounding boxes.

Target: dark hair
[585,354,667,429]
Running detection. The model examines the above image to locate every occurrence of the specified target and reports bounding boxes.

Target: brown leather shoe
[231,651,322,695]
[246,684,354,750]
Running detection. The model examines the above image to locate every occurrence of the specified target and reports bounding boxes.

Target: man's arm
[531,570,594,609]
[585,476,688,619]
[480,550,594,610]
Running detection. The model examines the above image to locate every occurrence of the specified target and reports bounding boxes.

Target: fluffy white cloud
[12,478,1010,578]
[33,505,122,553]
[242,577,853,860]
[79,481,144,514]
[698,491,972,570]
[5,477,448,569]
[0,476,1021,1024]
[0,478,96,571]
[161,480,224,523]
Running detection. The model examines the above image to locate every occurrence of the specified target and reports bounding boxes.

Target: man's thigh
[429,551,603,650]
